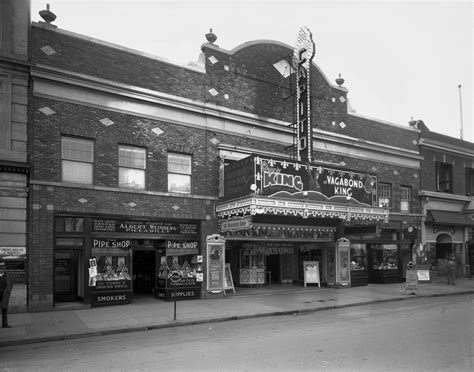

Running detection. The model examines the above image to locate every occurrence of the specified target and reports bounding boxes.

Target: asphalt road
[0,294,472,371]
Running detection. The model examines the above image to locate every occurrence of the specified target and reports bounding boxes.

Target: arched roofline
[215,39,345,92]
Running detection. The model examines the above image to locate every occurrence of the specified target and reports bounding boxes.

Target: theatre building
[15,2,430,311]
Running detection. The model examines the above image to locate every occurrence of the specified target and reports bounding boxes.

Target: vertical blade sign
[294,27,315,164]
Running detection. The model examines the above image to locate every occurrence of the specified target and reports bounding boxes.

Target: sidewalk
[1,278,473,347]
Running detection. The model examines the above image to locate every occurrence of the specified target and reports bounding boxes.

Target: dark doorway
[266,255,280,284]
[133,250,155,294]
[54,250,79,302]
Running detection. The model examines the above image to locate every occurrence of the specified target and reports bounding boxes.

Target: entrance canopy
[426,210,474,227]
[216,194,389,224]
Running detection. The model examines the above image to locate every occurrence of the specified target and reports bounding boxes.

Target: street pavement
[0,277,473,347]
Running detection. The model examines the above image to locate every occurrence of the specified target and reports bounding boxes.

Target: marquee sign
[294,26,315,163]
[255,157,377,206]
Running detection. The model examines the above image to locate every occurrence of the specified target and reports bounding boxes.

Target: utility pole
[458,84,464,140]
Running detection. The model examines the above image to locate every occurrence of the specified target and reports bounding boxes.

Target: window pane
[400,200,410,212]
[168,153,191,174]
[119,146,146,169]
[119,168,145,189]
[62,137,93,162]
[168,173,191,193]
[62,160,93,184]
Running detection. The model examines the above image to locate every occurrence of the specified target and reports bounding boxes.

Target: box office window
[119,145,146,189]
[168,152,192,194]
[466,168,474,196]
[400,186,411,213]
[436,162,452,193]
[378,183,391,208]
[62,137,94,184]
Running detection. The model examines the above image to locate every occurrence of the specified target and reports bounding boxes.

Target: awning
[426,210,474,226]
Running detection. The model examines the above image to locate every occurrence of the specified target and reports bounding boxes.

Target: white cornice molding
[30,180,218,201]
[314,128,422,162]
[31,64,291,132]
[418,190,471,203]
[419,138,474,157]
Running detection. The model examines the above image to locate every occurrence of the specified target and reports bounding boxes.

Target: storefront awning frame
[216,195,389,223]
[426,210,474,227]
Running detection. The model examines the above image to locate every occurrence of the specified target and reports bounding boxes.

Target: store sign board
[255,157,377,205]
[169,288,200,300]
[405,261,418,295]
[92,292,130,307]
[92,219,198,235]
[0,247,26,259]
[303,261,320,287]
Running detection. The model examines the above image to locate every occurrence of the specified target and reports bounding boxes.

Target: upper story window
[168,152,192,193]
[378,183,391,208]
[466,168,474,196]
[400,186,412,213]
[436,162,452,193]
[118,145,146,189]
[61,136,94,184]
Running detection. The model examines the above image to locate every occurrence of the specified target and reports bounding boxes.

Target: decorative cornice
[418,190,471,203]
[30,180,217,201]
[419,138,474,157]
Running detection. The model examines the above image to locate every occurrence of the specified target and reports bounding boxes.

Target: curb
[1,290,472,348]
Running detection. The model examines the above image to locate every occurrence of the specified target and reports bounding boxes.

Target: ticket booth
[326,238,351,288]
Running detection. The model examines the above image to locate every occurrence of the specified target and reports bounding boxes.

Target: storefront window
[371,244,398,270]
[240,250,265,269]
[91,244,132,291]
[350,244,367,271]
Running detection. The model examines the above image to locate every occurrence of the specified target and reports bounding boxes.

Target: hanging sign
[294,26,315,163]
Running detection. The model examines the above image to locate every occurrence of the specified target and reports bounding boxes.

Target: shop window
[168,152,192,193]
[119,145,146,189]
[61,136,94,184]
[378,183,391,208]
[436,162,452,193]
[55,217,84,233]
[370,244,398,270]
[400,186,411,213]
[466,168,474,196]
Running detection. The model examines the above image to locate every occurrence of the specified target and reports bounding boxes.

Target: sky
[30,0,473,142]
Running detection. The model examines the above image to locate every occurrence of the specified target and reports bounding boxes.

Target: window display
[91,244,132,291]
[350,244,367,272]
[371,244,398,270]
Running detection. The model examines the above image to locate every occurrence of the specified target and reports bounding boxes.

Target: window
[436,162,452,193]
[119,145,146,189]
[168,152,192,193]
[466,168,474,196]
[61,137,94,184]
[400,186,412,213]
[55,217,84,232]
[378,183,391,208]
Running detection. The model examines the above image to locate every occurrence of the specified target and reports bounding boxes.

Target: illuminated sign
[294,26,315,163]
[255,157,377,205]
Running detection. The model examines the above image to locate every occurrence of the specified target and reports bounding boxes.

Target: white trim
[30,180,217,201]
[419,138,474,157]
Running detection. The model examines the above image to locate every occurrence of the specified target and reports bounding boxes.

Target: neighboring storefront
[216,155,390,289]
[54,215,202,306]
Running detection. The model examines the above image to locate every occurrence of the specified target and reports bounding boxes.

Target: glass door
[54,250,79,302]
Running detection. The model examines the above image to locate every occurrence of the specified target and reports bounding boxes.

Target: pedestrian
[447,255,456,286]
[0,262,12,328]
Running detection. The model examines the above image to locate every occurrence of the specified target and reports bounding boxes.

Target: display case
[368,244,400,283]
[156,254,200,300]
[239,250,266,285]
[350,244,368,286]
